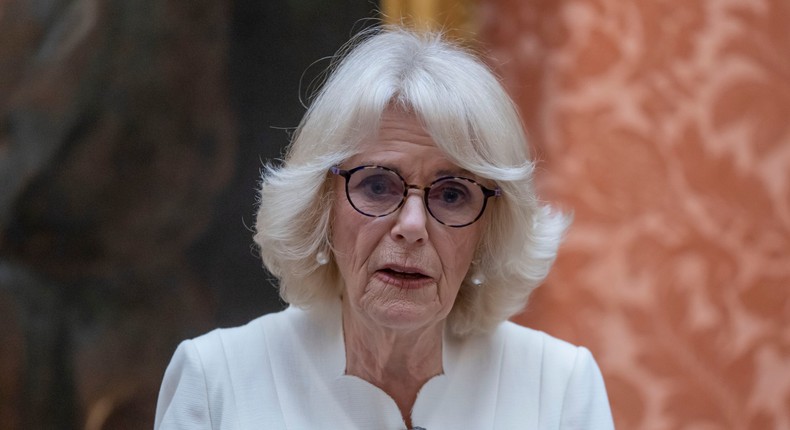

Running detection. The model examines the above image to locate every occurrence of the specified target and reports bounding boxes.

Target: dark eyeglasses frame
[330,165,501,228]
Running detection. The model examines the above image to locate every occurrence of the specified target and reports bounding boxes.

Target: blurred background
[1,0,788,428]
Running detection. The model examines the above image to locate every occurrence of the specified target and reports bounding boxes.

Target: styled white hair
[254,27,569,337]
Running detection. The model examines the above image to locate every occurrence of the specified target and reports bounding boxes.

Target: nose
[390,190,428,244]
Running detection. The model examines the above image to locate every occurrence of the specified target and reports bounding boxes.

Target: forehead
[348,109,465,176]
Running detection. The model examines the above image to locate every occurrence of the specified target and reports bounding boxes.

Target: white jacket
[155,302,614,429]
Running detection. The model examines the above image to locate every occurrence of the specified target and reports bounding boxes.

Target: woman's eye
[358,175,399,196]
[368,180,388,194]
[441,188,462,203]
[432,181,470,206]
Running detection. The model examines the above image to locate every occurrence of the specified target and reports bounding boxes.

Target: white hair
[254,27,570,337]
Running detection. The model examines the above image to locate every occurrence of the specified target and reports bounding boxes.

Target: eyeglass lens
[345,166,488,226]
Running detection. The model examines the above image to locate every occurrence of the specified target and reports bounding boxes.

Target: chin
[365,300,445,331]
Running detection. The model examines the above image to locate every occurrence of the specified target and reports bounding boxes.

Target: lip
[374,264,435,289]
[380,264,429,276]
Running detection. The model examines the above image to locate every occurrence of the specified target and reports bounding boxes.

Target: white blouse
[155,302,614,429]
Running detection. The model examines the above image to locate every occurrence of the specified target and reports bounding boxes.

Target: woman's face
[331,109,486,332]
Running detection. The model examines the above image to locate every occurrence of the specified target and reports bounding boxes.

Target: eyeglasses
[330,165,501,228]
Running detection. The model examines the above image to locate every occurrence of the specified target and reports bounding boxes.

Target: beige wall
[382,0,477,39]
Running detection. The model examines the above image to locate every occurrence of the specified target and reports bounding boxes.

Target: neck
[341,300,444,428]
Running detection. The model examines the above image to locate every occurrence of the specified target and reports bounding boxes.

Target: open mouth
[378,268,430,280]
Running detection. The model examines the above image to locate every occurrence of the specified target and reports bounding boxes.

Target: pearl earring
[316,250,329,265]
[470,266,486,286]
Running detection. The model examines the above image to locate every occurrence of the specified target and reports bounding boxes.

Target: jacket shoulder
[495,322,614,429]
[155,308,294,429]
[497,321,583,369]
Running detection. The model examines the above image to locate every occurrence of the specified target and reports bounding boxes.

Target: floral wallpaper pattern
[480,0,790,428]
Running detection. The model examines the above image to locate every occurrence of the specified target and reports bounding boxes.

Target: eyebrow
[436,168,472,178]
[353,160,474,179]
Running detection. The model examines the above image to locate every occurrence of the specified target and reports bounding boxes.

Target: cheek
[437,227,483,285]
[443,229,480,266]
[331,201,359,267]
[330,198,382,281]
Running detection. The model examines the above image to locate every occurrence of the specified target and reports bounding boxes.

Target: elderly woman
[155,27,614,429]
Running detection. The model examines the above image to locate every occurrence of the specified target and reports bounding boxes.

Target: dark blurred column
[0,0,234,428]
[201,0,380,326]
[0,0,379,428]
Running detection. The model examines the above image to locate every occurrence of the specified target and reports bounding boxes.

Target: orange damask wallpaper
[479,0,790,428]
